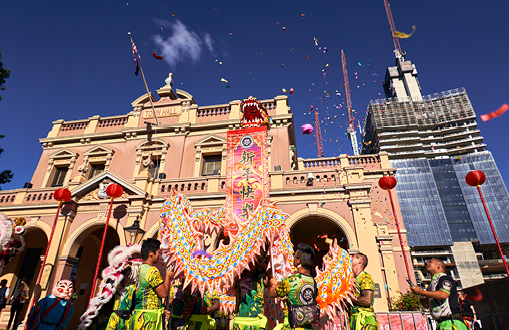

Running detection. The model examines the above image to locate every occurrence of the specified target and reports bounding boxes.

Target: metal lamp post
[124,215,146,245]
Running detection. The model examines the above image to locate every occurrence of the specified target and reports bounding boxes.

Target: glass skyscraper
[362,55,509,287]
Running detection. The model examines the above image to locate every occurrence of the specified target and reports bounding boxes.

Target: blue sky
[0,0,508,190]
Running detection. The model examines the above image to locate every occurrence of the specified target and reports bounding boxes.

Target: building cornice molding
[39,114,294,147]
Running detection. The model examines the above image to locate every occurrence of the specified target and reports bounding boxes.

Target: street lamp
[124,216,146,245]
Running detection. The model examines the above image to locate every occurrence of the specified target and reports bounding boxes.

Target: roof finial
[165,73,174,87]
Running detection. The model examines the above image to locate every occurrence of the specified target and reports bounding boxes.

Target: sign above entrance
[142,106,182,119]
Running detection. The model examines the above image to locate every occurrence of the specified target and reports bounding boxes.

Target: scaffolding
[367,88,476,129]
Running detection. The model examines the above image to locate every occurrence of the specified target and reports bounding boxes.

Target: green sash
[130,308,164,330]
[233,313,268,329]
[350,309,378,330]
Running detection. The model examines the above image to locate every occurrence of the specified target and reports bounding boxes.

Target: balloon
[300,124,314,135]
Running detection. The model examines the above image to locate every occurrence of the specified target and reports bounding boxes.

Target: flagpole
[128,32,160,126]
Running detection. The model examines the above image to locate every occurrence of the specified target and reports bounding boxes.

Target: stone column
[47,119,64,138]
[85,115,101,134]
[188,104,198,123]
[375,223,400,301]
[229,100,241,120]
[350,199,389,312]
[274,95,288,115]
[40,210,73,296]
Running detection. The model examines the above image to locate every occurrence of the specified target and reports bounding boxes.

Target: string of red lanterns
[378,176,413,281]
[465,170,509,280]
[25,188,72,330]
[87,183,124,307]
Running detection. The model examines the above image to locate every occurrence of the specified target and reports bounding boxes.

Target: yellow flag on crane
[394,25,416,39]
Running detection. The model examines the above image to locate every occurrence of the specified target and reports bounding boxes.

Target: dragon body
[158,191,354,318]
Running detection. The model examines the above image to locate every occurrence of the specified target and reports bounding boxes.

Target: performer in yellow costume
[130,239,174,330]
[170,284,218,330]
[349,253,378,330]
[106,282,135,330]
[233,264,266,330]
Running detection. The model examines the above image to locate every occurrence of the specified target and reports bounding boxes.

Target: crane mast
[314,107,324,158]
[384,0,403,57]
[341,49,359,156]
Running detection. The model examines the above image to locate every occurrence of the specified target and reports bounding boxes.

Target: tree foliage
[388,290,425,312]
[0,49,10,101]
[0,50,12,185]
[0,135,13,185]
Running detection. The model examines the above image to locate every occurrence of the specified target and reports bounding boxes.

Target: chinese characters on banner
[225,127,269,235]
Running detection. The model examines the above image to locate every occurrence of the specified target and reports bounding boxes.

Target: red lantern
[466,170,486,187]
[53,188,71,202]
[106,184,123,198]
[379,176,397,190]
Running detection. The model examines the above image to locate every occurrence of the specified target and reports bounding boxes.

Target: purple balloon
[301,124,314,135]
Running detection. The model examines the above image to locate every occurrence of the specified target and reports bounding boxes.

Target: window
[51,166,69,187]
[149,158,161,179]
[88,164,105,179]
[202,155,221,176]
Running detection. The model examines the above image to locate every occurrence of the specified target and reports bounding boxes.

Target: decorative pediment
[71,171,146,201]
[48,148,79,160]
[131,92,157,108]
[195,134,227,147]
[136,139,169,150]
[84,145,114,157]
[175,89,195,103]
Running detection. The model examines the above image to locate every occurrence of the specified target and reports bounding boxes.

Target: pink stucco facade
[0,78,413,328]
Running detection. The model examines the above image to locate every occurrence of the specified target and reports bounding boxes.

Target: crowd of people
[0,238,482,330]
[94,240,383,330]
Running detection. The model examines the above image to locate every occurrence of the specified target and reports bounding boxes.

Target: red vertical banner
[226,127,269,234]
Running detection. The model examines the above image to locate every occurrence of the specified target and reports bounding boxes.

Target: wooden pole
[388,189,413,280]
[25,200,63,330]
[128,32,160,126]
[477,186,509,280]
[87,196,115,307]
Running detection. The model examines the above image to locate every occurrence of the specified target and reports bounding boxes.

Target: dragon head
[241,96,271,129]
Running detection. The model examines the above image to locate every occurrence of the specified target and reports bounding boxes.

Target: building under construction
[362,55,509,289]
[363,87,484,159]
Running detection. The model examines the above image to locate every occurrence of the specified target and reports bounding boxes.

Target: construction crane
[314,106,324,158]
[384,0,403,57]
[340,49,359,156]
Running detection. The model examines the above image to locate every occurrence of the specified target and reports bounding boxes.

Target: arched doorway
[0,228,48,326]
[289,216,349,271]
[67,225,120,329]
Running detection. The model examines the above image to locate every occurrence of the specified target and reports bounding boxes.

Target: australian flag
[131,39,141,76]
